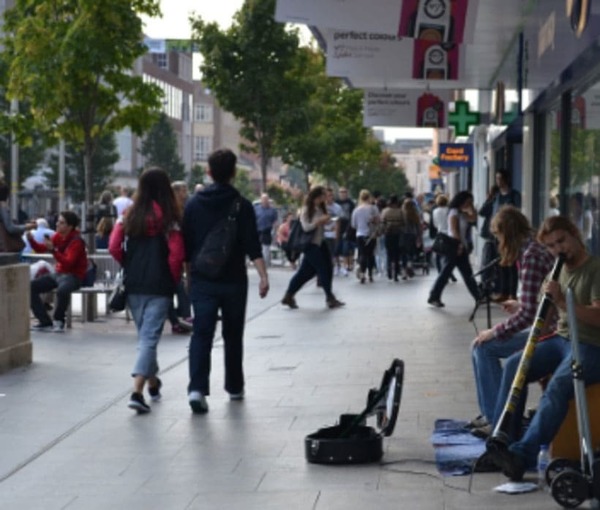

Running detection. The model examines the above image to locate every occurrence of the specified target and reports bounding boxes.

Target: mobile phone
[44,234,51,239]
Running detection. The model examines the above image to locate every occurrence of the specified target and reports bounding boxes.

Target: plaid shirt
[493,240,556,341]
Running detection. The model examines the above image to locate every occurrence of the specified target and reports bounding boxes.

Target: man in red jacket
[27,211,88,332]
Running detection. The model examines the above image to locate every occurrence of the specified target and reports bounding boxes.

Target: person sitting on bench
[28,211,88,333]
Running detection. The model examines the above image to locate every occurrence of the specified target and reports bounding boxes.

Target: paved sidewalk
[0,267,563,509]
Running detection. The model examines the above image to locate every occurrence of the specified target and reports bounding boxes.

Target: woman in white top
[432,194,450,273]
[351,189,380,283]
[428,191,480,307]
[281,186,345,309]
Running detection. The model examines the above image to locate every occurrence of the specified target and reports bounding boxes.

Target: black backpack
[192,198,241,280]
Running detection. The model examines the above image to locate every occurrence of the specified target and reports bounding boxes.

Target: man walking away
[183,149,269,414]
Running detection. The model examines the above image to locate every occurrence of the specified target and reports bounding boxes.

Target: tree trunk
[259,142,268,192]
[83,143,96,321]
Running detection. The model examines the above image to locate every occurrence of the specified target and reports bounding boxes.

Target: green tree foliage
[191,0,302,191]
[276,49,385,189]
[347,150,409,199]
[189,164,206,189]
[140,113,185,181]
[1,0,163,235]
[46,132,119,203]
[233,168,256,201]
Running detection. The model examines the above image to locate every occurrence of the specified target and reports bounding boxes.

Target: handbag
[0,220,26,253]
[108,278,127,312]
[287,219,313,262]
[431,232,459,256]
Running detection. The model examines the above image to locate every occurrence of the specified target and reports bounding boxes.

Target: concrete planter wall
[0,255,32,373]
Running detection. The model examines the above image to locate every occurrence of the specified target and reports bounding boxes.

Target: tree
[46,132,119,203]
[189,164,206,189]
[1,0,163,238]
[233,169,256,201]
[191,0,302,191]
[140,113,185,181]
[276,48,382,189]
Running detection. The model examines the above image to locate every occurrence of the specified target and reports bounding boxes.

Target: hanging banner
[275,0,402,35]
[325,29,463,84]
[397,0,478,44]
[438,143,473,168]
[363,89,452,127]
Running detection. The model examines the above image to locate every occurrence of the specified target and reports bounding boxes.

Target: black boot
[326,295,345,309]
[281,293,298,309]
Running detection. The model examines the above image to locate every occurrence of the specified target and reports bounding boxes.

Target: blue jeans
[188,280,248,396]
[471,328,530,421]
[30,273,81,324]
[127,294,170,378]
[286,242,334,299]
[493,335,600,467]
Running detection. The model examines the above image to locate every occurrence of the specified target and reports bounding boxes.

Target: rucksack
[192,198,241,280]
[82,259,97,287]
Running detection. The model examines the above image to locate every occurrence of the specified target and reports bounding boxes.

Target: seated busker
[469,206,555,439]
[486,216,600,481]
[28,211,88,333]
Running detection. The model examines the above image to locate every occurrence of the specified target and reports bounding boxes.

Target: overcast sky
[141,1,243,38]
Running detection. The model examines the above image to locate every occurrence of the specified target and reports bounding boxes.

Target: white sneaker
[189,391,208,414]
[52,320,65,333]
[340,267,348,277]
[229,391,245,401]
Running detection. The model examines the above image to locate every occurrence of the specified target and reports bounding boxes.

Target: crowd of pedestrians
[9,154,600,494]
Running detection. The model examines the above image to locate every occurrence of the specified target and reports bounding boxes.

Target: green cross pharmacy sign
[448,100,480,136]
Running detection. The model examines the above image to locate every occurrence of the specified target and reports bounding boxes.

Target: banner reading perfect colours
[325,29,463,84]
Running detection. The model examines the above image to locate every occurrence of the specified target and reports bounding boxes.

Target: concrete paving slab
[0,266,567,509]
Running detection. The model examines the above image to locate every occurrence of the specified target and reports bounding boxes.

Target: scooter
[546,288,600,508]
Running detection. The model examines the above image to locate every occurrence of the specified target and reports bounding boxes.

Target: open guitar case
[305,359,404,464]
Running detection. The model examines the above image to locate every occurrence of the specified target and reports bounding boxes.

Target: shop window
[567,85,600,256]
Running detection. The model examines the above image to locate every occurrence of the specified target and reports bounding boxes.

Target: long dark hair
[448,191,473,210]
[304,186,327,221]
[124,167,181,237]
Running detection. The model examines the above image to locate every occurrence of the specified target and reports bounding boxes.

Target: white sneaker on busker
[189,391,208,414]
[52,320,65,333]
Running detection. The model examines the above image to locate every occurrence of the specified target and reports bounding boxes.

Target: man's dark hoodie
[183,183,262,284]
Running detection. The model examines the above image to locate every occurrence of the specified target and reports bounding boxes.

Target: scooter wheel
[546,458,580,487]
[551,469,589,509]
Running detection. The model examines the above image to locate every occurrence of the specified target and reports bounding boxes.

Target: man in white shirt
[113,187,134,218]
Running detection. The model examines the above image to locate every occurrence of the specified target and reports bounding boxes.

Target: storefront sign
[448,100,480,136]
[438,143,473,167]
[363,89,451,127]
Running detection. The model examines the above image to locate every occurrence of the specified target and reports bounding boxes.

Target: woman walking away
[281,186,344,309]
[400,198,422,279]
[428,191,480,307]
[351,189,379,283]
[381,194,404,281]
[109,167,185,414]
[432,194,455,281]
